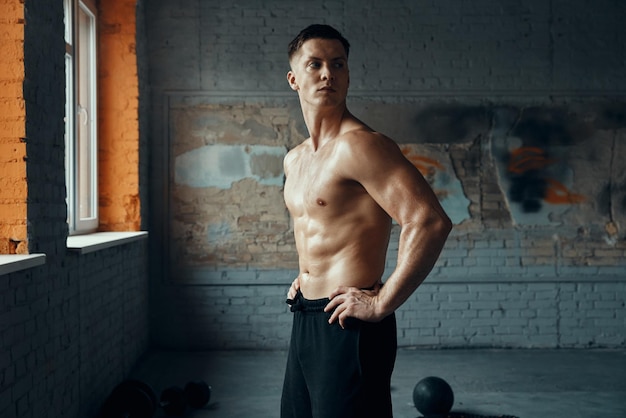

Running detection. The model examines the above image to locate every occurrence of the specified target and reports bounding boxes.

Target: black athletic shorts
[281,290,397,418]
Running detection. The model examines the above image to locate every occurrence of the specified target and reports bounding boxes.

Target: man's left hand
[324,284,385,328]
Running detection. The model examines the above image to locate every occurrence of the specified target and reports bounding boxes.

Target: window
[64,0,98,234]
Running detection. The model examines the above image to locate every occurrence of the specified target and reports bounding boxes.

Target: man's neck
[301,103,350,151]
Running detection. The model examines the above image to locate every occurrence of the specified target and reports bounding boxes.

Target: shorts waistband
[286,290,329,312]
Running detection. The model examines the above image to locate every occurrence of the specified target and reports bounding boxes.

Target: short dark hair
[288,24,350,61]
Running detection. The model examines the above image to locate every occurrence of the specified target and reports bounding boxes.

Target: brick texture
[0,0,27,254]
[146,0,626,351]
[98,0,142,232]
[146,0,626,94]
[0,1,150,418]
[0,240,149,418]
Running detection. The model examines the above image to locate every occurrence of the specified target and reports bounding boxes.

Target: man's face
[287,38,350,108]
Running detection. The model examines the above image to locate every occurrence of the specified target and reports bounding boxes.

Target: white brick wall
[398,281,626,348]
[147,0,626,94]
[152,269,626,350]
[147,0,626,351]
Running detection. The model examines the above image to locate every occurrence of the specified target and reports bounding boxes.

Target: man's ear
[287,70,298,91]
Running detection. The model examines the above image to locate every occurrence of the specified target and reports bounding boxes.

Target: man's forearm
[376,214,452,317]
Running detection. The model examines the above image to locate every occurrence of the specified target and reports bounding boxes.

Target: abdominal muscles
[295,214,392,299]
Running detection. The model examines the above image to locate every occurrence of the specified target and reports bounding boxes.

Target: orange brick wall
[0,0,28,254]
[1,0,141,253]
[98,0,141,231]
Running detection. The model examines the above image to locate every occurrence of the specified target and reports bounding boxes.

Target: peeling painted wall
[163,96,626,278]
[175,144,285,188]
[146,0,626,349]
[167,100,300,271]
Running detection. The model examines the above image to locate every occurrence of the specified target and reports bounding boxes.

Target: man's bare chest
[285,164,333,213]
[284,154,360,217]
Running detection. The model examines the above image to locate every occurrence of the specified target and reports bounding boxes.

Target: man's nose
[321,65,334,80]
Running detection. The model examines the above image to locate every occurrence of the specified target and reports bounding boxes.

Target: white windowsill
[0,232,148,276]
[67,231,148,254]
[0,254,46,276]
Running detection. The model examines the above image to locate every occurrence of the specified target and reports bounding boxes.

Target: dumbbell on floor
[160,381,212,416]
[100,379,211,418]
[100,379,157,418]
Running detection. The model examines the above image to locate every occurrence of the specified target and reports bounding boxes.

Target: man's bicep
[371,162,441,224]
[342,134,443,222]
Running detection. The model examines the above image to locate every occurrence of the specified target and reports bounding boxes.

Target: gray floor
[128,348,626,418]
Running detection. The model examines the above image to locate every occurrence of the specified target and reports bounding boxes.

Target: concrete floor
[127,348,626,418]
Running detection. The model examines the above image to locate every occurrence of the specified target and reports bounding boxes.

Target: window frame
[64,0,99,235]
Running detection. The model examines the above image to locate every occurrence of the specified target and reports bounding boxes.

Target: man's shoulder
[337,129,398,154]
[333,129,407,179]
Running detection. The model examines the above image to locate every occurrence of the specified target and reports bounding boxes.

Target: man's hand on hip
[324,283,385,328]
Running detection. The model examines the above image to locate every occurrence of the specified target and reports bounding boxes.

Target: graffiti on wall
[491,106,592,225]
[401,147,445,177]
[506,146,586,213]
[400,145,470,225]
